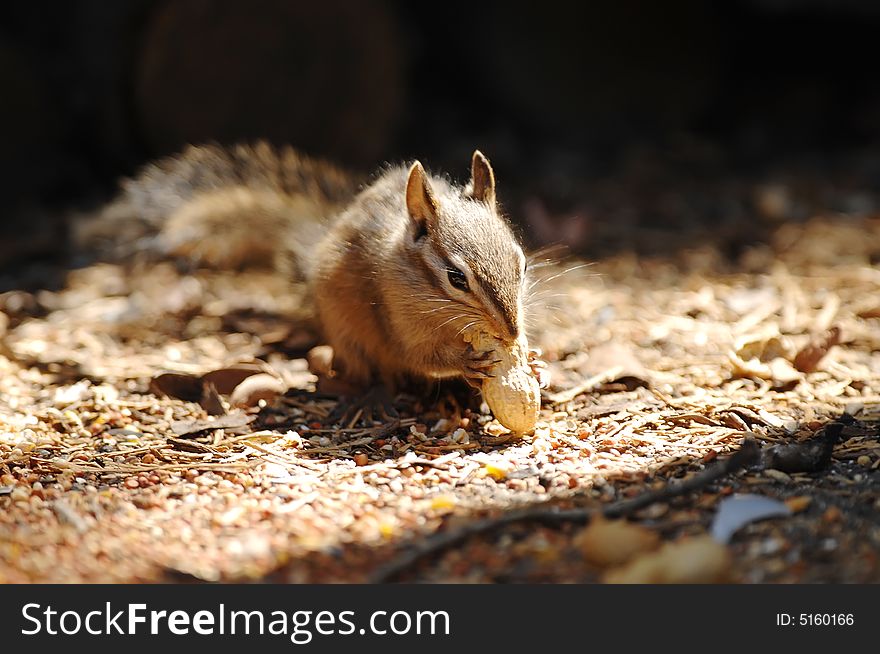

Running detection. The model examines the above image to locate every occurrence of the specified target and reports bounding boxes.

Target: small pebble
[821,506,842,523]
[431,419,451,433]
[763,469,792,483]
[784,496,812,513]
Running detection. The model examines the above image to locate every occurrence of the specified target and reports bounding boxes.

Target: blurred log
[133,0,406,167]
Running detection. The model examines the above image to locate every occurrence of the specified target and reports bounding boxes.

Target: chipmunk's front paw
[527,348,551,389]
[462,344,502,389]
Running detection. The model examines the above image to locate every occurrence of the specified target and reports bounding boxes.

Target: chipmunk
[86,142,543,419]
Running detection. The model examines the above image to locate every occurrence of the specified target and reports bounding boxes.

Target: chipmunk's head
[405,151,526,343]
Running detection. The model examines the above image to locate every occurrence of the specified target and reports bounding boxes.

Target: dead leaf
[166,437,216,454]
[199,381,226,416]
[724,286,780,315]
[725,405,786,429]
[150,373,203,402]
[793,326,841,373]
[728,351,801,383]
[307,345,335,378]
[586,341,649,385]
[603,535,731,583]
[573,516,660,567]
[201,364,267,394]
[170,413,255,437]
[548,342,650,403]
[728,327,804,383]
[230,373,287,408]
[734,329,794,363]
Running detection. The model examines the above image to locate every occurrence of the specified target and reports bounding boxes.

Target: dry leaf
[585,341,650,390]
[307,345,335,378]
[734,329,794,362]
[199,381,226,416]
[603,535,731,584]
[167,437,216,453]
[728,328,802,383]
[574,516,660,567]
[793,326,841,373]
[150,373,203,402]
[170,413,255,436]
[151,365,277,412]
[201,365,266,394]
[728,352,801,383]
[229,373,287,408]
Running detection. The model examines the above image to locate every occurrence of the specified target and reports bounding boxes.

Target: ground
[1,215,879,583]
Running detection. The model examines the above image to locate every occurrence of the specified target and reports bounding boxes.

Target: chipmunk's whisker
[529,261,595,288]
[418,305,457,316]
[431,314,467,333]
[455,320,480,338]
[526,242,570,263]
[525,292,573,307]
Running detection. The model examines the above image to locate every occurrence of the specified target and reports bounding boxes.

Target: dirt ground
[1,212,879,583]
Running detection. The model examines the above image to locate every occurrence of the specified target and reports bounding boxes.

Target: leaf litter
[0,214,879,583]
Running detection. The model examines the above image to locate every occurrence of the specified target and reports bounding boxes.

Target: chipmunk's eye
[446,266,469,292]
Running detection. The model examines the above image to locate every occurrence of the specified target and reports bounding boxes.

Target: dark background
[1,0,879,271]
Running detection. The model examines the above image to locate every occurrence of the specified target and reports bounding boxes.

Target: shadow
[1,1,880,275]
[241,412,876,584]
[2,1,879,585]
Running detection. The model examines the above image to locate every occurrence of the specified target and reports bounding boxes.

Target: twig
[546,366,624,404]
[369,437,760,582]
[603,438,760,517]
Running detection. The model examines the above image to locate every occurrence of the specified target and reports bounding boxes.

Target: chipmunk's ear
[470,150,496,206]
[406,161,439,232]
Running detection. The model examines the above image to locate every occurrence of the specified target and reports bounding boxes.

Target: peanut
[465,330,541,434]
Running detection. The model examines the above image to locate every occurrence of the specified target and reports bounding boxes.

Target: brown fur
[92,142,527,393]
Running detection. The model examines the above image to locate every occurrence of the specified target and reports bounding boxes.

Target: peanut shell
[465,330,540,434]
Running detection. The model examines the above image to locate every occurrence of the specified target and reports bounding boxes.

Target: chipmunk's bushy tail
[75,141,360,278]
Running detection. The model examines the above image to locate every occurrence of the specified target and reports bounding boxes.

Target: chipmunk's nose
[484,312,518,344]
[479,275,521,343]
[498,307,521,343]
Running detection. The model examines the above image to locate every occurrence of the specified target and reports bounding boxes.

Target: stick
[369,437,760,582]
